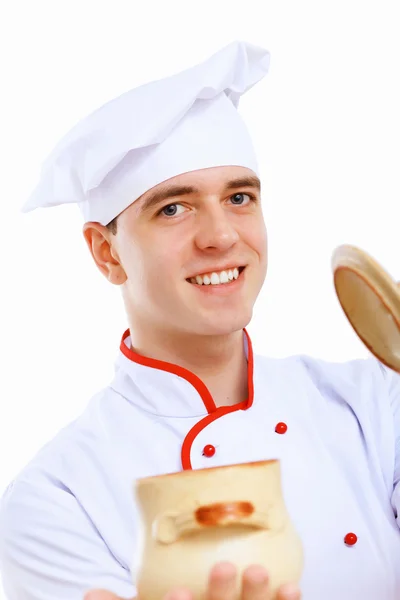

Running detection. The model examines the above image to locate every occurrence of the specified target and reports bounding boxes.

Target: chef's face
[85,166,268,337]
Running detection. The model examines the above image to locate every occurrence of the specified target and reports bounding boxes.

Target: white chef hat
[22,40,270,225]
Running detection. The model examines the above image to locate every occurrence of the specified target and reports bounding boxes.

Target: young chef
[1,40,400,600]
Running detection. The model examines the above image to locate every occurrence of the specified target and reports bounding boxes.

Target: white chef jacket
[1,328,400,600]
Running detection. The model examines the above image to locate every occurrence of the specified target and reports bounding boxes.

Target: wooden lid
[332,244,400,373]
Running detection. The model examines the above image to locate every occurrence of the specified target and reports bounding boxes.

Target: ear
[82,222,127,285]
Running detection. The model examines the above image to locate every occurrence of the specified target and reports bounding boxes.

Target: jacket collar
[110,329,254,418]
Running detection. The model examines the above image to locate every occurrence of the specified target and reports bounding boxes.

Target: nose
[194,204,240,252]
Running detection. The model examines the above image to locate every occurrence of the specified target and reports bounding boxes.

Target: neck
[127,323,249,408]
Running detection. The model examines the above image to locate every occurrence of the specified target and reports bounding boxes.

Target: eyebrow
[138,175,261,214]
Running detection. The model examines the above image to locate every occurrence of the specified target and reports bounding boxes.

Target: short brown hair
[106,216,118,235]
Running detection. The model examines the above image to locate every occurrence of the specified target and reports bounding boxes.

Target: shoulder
[5,382,132,480]
[0,384,126,538]
[255,350,400,419]
[296,353,400,409]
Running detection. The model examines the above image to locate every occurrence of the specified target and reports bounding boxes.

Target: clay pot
[132,460,303,599]
[332,244,400,373]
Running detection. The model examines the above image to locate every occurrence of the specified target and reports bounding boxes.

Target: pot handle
[153,501,278,544]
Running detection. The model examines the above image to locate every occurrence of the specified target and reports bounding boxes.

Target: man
[1,40,400,600]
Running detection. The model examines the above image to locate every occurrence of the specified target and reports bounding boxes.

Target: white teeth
[220,270,229,283]
[189,267,243,286]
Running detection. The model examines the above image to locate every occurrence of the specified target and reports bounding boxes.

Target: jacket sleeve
[0,478,135,600]
[386,364,400,526]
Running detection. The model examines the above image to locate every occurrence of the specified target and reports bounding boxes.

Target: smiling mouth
[186,266,246,286]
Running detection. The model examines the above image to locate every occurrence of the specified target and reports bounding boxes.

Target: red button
[275,422,288,434]
[344,532,358,546]
[203,444,216,457]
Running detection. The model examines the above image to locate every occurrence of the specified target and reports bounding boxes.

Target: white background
[0,0,399,595]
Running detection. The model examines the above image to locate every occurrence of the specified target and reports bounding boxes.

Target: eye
[229,193,252,205]
[160,203,186,217]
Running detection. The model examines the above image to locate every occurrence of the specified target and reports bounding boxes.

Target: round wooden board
[332,244,400,373]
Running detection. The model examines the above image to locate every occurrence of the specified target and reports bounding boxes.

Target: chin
[197,308,253,337]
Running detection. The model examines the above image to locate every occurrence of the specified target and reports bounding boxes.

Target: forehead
[119,165,260,224]
[139,165,259,204]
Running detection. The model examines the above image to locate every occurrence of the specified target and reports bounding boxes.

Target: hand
[84,561,301,600]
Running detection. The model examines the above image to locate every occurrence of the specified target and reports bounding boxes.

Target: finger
[207,561,238,600]
[164,588,194,600]
[276,583,301,600]
[241,565,270,600]
[84,591,130,600]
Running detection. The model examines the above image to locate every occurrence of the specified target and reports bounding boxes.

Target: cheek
[248,220,268,258]
[126,248,178,294]
[151,235,188,278]
[118,239,149,293]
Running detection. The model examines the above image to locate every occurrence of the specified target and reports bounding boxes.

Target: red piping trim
[120,329,216,413]
[119,328,254,470]
[180,402,249,470]
[181,329,254,470]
